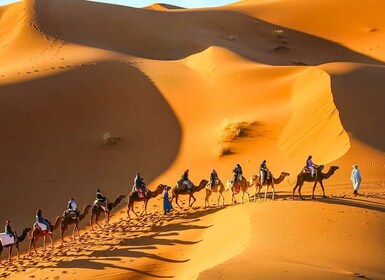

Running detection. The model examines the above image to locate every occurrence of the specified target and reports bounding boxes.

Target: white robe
[351,168,362,191]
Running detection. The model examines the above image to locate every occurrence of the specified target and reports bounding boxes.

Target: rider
[35,210,52,232]
[232,163,243,185]
[134,173,147,196]
[306,155,318,177]
[209,169,219,188]
[63,198,80,218]
[260,160,269,185]
[179,169,192,192]
[96,189,109,212]
[5,220,16,239]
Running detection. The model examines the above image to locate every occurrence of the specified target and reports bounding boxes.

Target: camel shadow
[313,197,385,213]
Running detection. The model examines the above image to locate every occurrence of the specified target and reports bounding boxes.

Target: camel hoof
[323,196,327,199]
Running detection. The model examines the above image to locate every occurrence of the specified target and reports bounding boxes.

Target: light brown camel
[60,204,91,242]
[171,180,208,208]
[29,216,62,254]
[225,176,251,205]
[0,228,31,263]
[250,171,290,202]
[127,184,167,219]
[292,165,339,200]
[204,179,228,208]
[90,195,126,230]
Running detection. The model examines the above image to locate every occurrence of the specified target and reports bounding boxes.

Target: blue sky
[0,0,237,8]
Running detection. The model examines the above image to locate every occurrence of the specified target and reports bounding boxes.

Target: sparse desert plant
[227,35,236,41]
[272,29,284,39]
[218,145,232,157]
[103,132,121,147]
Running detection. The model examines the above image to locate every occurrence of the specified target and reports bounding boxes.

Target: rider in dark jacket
[232,164,243,185]
[5,220,15,239]
[209,169,219,188]
[260,160,269,184]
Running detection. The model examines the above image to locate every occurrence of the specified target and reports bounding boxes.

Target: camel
[225,176,251,205]
[0,228,31,263]
[127,184,167,219]
[90,194,125,230]
[171,180,208,209]
[292,165,339,200]
[60,204,91,242]
[250,171,290,202]
[204,179,228,208]
[29,216,62,254]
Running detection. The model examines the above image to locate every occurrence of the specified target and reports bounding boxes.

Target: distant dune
[0,0,384,279]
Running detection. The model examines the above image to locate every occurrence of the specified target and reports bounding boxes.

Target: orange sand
[0,0,384,279]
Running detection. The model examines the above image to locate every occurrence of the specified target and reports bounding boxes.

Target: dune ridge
[0,0,384,279]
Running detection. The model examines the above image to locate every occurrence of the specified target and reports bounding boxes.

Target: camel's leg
[43,236,46,251]
[298,184,304,200]
[8,246,12,262]
[205,190,210,208]
[29,238,34,255]
[104,211,110,227]
[61,227,65,243]
[49,235,53,249]
[292,184,299,199]
[320,181,327,198]
[245,190,250,203]
[15,244,20,260]
[272,184,275,200]
[143,200,149,216]
[311,181,318,199]
[140,201,146,216]
[231,191,236,205]
[264,184,269,202]
[241,191,244,204]
[190,194,196,207]
[95,213,103,229]
[175,195,182,209]
[130,205,139,218]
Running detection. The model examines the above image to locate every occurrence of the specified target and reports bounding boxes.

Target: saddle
[178,180,192,191]
[93,200,108,212]
[68,212,79,220]
[34,222,51,234]
[0,233,15,246]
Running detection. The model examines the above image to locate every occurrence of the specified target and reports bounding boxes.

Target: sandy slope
[0,0,384,279]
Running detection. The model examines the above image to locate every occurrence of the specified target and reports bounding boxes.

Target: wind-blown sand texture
[0,0,384,279]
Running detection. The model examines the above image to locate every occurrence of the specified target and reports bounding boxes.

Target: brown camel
[250,172,290,202]
[225,176,251,205]
[29,216,62,254]
[204,179,228,208]
[292,165,339,200]
[127,184,167,219]
[171,180,208,208]
[60,204,91,242]
[90,195,125,230]
[0,228,31,263]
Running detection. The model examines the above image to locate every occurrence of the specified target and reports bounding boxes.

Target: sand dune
[0,0,384,279]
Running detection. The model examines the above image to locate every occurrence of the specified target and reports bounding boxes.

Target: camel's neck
[79,207,90,221]
[53,217,62,230]
[273,174,286,184]
[109,197,123,210]
[195,182,206,192]
[149,188,163,198]
[323,168,336,179]
[18,230,28,242]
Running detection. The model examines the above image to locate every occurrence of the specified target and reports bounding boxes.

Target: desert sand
[0,0,384,279]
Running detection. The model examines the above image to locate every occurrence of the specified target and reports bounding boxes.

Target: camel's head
[84,204,92,211]
[23,228,32,233]
[331,166,339,171]
[281,172,290,177]
[117,194,126,199]
[251,174,259,181]
[157,184,167,191]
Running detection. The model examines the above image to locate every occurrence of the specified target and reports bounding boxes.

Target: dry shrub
[103,132,121,147]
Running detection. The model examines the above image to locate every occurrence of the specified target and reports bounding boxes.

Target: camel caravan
[1,156,340,263]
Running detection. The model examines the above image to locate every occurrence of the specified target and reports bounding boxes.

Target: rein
[286,176,296,186]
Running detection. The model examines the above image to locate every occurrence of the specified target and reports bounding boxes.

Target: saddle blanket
[36,223,48,231]
[0,233,15,246]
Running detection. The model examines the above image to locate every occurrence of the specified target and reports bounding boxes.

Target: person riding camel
[179,169,192,192]
[95,189,109,213]
[232,164,243,186]
[63,198,80,219]
[134,173,148,197]
[305,155,318,177]
[260,160,270,185]
[209,169,219,188]
[35,210,52,232]
[5,220,16,239]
